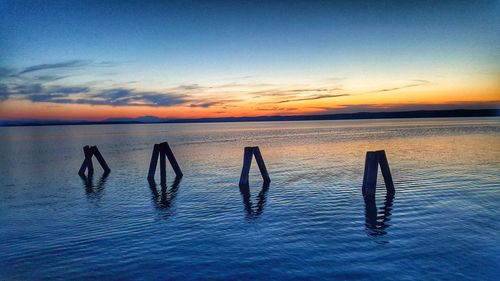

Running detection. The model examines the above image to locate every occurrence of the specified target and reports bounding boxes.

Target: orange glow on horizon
[1,74,499,121]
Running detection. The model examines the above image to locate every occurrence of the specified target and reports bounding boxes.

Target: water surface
[0,118,499,280]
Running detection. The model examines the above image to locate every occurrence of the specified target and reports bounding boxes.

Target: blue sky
[0,0,499,120]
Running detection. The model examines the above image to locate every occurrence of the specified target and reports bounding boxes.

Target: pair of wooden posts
[239,146,271,187]
[147,142,183,184]
[362,150,395,198]
[78,145,111,176]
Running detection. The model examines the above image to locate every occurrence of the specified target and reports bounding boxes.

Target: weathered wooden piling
[90,146,111,173]
[147,144,160,179]
[239,146,271,186]
[78,145,111,176]
[362,150,395,198]
[147,142,183,184]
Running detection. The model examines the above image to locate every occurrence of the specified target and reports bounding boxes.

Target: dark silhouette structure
[147,142,183,184]
[78,145,111,176]
[362,150,395,198]
[239,146,271,187]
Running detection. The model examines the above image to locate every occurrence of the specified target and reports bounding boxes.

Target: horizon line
[1,108,498,127]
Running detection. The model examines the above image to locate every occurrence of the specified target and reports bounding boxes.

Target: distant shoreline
[1,109,498,127]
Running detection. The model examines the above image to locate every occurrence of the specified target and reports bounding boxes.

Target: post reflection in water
[239,182,270,219]
[79,171,109,199]
[148,177,182,212]
[364,194,394,237]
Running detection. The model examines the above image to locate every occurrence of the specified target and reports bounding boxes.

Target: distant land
[1,109,499,127]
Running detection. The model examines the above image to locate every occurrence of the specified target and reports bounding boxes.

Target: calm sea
[0,118,499,280]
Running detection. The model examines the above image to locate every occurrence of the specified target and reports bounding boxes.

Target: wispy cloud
[188,98,242,108]
[314,100,500,114]
[0,84,8,101]
[251,86,343,99]
[0,60,193,107]
[19,86,189,107]
[370,80,431,93]
[18,60,91,75]
[277,94,349,103]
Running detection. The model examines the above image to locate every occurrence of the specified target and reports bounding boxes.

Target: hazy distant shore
[1,108,498,127]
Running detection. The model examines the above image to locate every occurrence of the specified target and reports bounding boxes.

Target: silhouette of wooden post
[147,142,183,184]
[159,143,167,184]
[377,150,395,196]
[239,147,254,186]
[362,151,378,197]
[78,145,110,176]
[253,147,271,183]
[239,146,271,186]
[163,142,183,178]
[91,146,110,173]
[362,150,395,198]
[147,144,160,179]
[79,145,94,176]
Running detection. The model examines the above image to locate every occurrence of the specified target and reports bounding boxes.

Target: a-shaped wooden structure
[147,142,183,183]
[362,150,395,198]
[239,146,271,186]
[78,145,111,176]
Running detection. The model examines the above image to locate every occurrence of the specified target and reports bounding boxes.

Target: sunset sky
[0,0,499,121]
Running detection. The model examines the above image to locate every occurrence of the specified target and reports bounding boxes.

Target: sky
[0,0,499,121]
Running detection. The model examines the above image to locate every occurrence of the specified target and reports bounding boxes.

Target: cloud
[18,60,91,75]
[176,84,204,90]
[0,60,191,107]
[257,107,299,111]
[23,87,189,107]
[289,87,341,93]
[371,80,431,93]
[0,67,14,78]
[188,98,242,108]
[250,86,344,99]
[0,84,8,101]
[277,94,350,103]
[314,100,500,114]
[48,86,90,94]
[189,101,222,108]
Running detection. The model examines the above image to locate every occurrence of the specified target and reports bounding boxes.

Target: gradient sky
[0,0,499,120]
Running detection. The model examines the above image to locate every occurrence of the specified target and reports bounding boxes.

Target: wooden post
[148,141,182,182]
[78,145,94,176]
[163,142,183,178]
[159,143,167,184]
[147,144,160,179]
[78,145,110,176]
[253,147,271,184]
[91,146,111,174]
[362,150,395,198]
[239,147,254,186]
[377,150,395,197]
[239,146,271,187]
[362,151,378,197]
